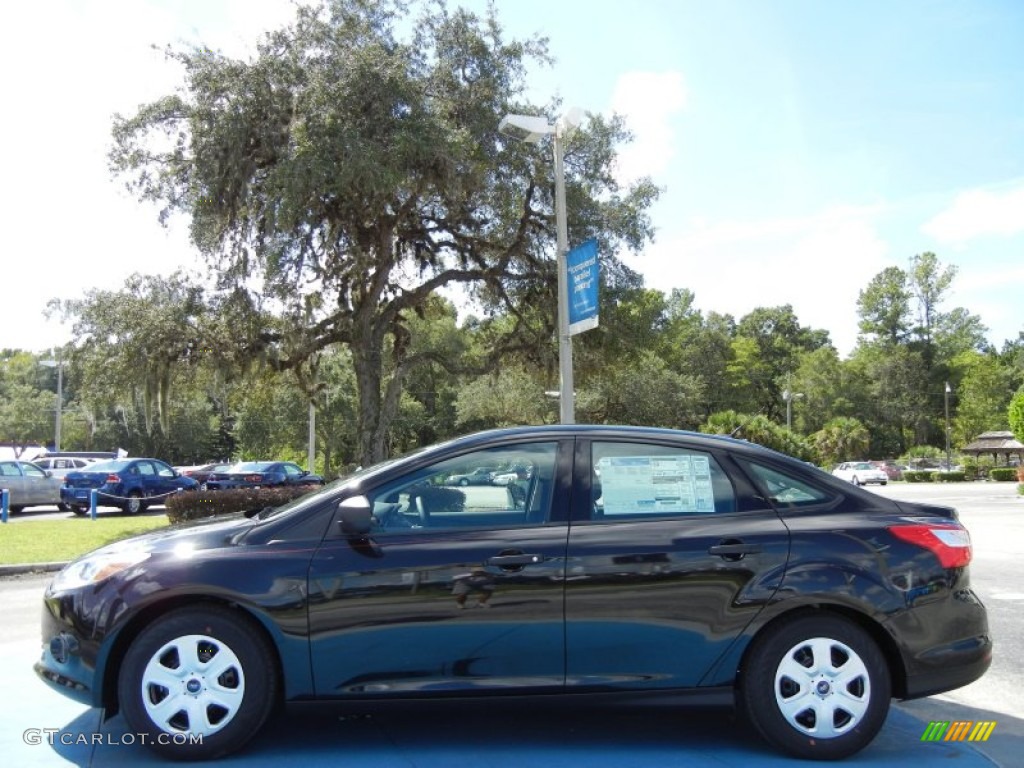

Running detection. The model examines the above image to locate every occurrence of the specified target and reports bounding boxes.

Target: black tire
[880,481,888,486]
[57,503,71,512]
[118,605,278,760]
[739,614,891,760]
[71,505,88,516]
[852,476,862,486]
[9,505,24,514]
[123,490,146,514]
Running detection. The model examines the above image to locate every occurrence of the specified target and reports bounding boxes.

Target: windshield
[254,452,416,520]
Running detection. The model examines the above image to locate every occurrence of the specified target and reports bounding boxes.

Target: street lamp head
[498,113,554,144]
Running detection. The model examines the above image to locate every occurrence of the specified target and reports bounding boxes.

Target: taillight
[889,524,972,568]
[244,474,263,483]
[106,474,122,483]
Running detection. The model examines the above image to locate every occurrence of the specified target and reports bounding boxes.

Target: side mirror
[337,495,373,535]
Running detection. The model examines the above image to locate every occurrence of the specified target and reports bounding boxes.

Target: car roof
[414,425,802,467]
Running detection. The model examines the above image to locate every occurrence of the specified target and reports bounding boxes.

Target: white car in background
[832,461,888,486]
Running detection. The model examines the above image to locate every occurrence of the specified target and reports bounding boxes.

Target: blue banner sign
[567,239,599,335]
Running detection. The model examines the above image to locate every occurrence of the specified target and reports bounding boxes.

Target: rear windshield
[81,460,131,473]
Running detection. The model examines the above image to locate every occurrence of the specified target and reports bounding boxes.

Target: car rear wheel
[118,606,278,760]
[124,490,146,514]
[739,614,891,760]
[71,505,88,516]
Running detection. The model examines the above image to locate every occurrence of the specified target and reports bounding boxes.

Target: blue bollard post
[1,488,8,523]
[90,489,98,521]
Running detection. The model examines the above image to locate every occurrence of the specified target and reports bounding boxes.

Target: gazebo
[961,431,1024,466]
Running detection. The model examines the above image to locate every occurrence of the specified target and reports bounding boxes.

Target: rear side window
[591,442,736,518]
[740,461,835,507]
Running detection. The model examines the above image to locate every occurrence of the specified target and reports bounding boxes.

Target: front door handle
[708,539,761,561]
[487,553,544,567]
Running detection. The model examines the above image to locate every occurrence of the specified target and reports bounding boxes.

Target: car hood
[75,514,258,562]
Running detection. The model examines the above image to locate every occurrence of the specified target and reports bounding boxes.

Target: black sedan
[204,461,323,490]
[60,458,199,514]
[35,426,990,761]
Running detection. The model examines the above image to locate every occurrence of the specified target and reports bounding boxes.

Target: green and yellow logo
[921,721,997,742]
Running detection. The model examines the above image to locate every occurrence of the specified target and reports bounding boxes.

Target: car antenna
[729,407,767,438]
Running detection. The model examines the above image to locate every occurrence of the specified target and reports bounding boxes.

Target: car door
[281,463,305,486]
[152,460,181,497]
[308,439,572,696]
[0,461,27,505]
[564,437,791,690]
[20,462,60,505]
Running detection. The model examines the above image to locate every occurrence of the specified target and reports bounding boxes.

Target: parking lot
[1,481,1020,766]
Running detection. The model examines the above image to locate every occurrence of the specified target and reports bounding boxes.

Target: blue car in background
[61,458,199,515]
[204,461,324,490]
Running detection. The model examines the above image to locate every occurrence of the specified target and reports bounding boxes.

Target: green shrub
[165,485,322,523]
[1018,483,1024,496]
[933,471,966,482]
[989,468,1018,482]
[903,471,933,483]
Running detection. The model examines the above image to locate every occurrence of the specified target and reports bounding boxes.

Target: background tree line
[4,249,1023,475]
[4,0,1024,473]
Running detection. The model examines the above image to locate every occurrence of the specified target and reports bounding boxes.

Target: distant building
[961,431,1024,466]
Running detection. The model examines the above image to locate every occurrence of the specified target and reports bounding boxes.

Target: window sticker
[598,454,715,514]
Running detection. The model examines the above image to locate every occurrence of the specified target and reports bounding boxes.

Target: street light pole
[39,351,63,452]
[499,109,582,424]
[945,382,952,470]
[552,120,573,424]
[782,389,803,431]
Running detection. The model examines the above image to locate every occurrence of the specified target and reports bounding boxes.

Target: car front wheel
[118,606,278,760]
[739,614,891,760]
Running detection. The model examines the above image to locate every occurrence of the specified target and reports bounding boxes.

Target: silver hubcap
[774,637,871,739]
[141,634,245,737]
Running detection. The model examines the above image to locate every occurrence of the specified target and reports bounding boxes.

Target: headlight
[52,548,151,590]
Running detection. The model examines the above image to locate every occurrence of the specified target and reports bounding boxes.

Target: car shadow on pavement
[46,700,1004,767]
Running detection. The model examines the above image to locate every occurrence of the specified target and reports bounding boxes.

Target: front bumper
[34,595,100,707]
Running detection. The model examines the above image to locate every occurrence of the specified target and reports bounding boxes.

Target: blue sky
[2,0,1022,356]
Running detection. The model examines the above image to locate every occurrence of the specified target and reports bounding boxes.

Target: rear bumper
[901,633,992,699]
[887,586,992,700]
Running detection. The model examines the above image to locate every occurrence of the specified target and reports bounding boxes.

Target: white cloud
[922,182,1024,244]
[608,71,687,184]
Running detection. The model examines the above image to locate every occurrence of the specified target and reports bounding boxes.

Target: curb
[0,562,67,577]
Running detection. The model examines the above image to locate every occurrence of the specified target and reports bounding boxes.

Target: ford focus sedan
[60,458,199,514]
[35,426,990,761]
[204,460,323,490]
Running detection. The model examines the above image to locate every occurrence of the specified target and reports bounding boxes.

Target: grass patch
[0,517,169,565]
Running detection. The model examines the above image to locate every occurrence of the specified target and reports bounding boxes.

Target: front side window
[367,442,558,532]
[23,463,47,479]
[591,442,736,518]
